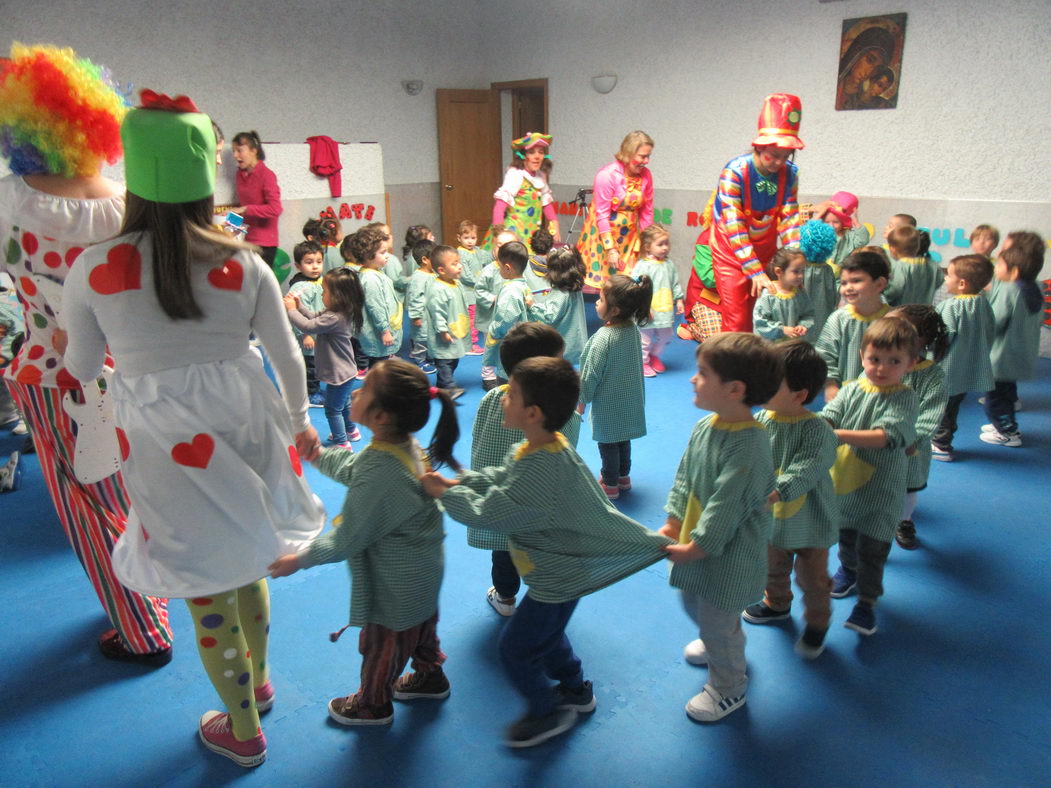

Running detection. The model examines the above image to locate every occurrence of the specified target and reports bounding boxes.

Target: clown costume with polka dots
[63,94,324,768]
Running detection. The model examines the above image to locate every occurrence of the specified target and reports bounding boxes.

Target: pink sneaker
[642,364,657,378]
[255,681,275,713]
[468,345,485,356]
[650,356,666,373]
[598,477,620,500]
[618,476,632,491]
[198,711,267,768]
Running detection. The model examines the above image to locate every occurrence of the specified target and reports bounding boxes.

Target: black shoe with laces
[742,602,791,624]
[895,520,918,550]
[554,680,596,712]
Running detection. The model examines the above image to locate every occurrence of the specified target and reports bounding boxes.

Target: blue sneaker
[308,392,325,408]
[830,566,856,598]
[844,601,877,635]
[418,360,437,375]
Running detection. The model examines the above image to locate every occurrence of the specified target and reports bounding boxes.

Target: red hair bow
[139,89,199,113]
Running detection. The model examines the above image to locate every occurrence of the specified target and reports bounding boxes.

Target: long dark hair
[604,274,653,326]
[322,268,364,333]
[367,358,461,471]
[888,304,950,362]
[121,192,253,320]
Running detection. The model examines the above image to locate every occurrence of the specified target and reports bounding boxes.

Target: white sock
[901,491,918,522]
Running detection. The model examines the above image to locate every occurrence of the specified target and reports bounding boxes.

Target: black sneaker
[830,566,857,598]
[742,602,791,624]
[794,627,828,660]
[392,668,450,700]
[844,601,877,636]
[505,709,577,748]
[97,628,172,667]
[895,520,918,550]
[554,680,596,712]
[481,379,500,392]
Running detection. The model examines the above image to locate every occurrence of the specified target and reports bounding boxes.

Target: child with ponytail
[270,358,461,726]
[579,274,652,499]
[888,305,950,550]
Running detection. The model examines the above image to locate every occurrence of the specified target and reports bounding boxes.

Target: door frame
[490,78,549,138]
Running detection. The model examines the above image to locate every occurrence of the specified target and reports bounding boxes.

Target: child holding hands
[660,333,781,722]
[752,247,815,343]
[821,317,920,636]
[421,356,669,748]
[743,340,838,659]
[269,359,461,726]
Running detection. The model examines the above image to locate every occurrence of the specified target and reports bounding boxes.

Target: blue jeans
[491,550,521,599]
[499,595,583,717]
[434,358,459,390]
[324,379,356,443]
[597,440,631,486]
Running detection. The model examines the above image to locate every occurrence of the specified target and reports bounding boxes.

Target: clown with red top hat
[680,94,804,337]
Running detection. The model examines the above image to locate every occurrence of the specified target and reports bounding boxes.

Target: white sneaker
[980,423,998,433]
[486,586,515,617]
[979,428,1022,447]
[683,639,708,665]
[685,685,746,722]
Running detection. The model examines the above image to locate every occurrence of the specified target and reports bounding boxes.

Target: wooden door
[512,87,546,138]
[436,89,501,243]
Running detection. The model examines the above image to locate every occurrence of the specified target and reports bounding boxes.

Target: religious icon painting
[836,13,907,111]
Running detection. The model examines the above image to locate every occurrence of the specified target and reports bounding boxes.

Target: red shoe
[650,356,666,373]
[598,477,620,500]
[642,364,657,378]
[255,680,275,713]
[198,711,267,767]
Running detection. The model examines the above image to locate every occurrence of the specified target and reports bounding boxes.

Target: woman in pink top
[231,130,283,270]
[576,131,655,291]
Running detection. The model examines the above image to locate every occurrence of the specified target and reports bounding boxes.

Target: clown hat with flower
[512,132,552,160]
[752,93,804,151]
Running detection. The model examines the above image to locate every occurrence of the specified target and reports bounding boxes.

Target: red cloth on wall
[306,135,342,197]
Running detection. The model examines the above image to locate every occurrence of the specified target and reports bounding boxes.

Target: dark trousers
[435,358,459,390]
[932,392,967,450]
[499,596,584,717]
[984,380,1019,433]
[356,612,444,707]
[597,440,631,486]
[304,353,320,396]
[351,337,369,371]
[838,529,893,605]
[258,246,278,271]
[492,550,521,599]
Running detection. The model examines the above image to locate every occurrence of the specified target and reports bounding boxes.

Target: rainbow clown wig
[0,43,128,177]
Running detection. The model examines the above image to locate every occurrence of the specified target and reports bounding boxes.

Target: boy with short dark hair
[482,240,534,382]
[745,340,839,660]
[660,332,781,721]
[885,225,942,306]
[931,254,996,461]
[815,250,892,401]
[980,231,1045,447]
[427,245,470,399]
[467,322,582,617]
[287,240,326,405]
[406,239,438,376]
[421,356,670,748]
[822,317,920,637]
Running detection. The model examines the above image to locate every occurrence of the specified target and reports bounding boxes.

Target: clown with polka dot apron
[64,95,324,766]
[482,132,559,249]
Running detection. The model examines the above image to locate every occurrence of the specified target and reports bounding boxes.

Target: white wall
[483,0,1051,203]
[3,0,488,185]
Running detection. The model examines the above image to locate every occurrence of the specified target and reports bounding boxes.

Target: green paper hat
[121,91,215,203]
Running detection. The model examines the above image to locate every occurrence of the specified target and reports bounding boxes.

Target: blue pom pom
[799,219,838,263]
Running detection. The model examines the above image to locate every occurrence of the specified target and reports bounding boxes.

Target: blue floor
[2,313,1049,785]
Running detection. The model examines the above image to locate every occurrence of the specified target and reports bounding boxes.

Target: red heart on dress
[171,433,215,469]
[55,368,79,389]
[116,427,130,461]
[89,244,142,295]
[15,365,42,386]
[288,445,303,477]
[208,259,244,291]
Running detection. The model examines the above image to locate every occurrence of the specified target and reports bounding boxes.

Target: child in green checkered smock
[741,341,838,659]
[889,305,950,551]
[932,254,995,457]
[405,243,436,370]
[523,246,588,365]
[820,317,919,638]
[884,226,942,307]
[798,219,840,340]
[427,247,472,392]
[630,225,684,376]
[476,229,518,386]
[465,323,582,615]
[347,227,403,363]
[422,356,670,746]
[269,358,461,726]
[455,220,492,353]
[579,274,652,498]
[660,333,782,722]
[482,241,534,380]
[815,249,892,402]
[752,248,815,343]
